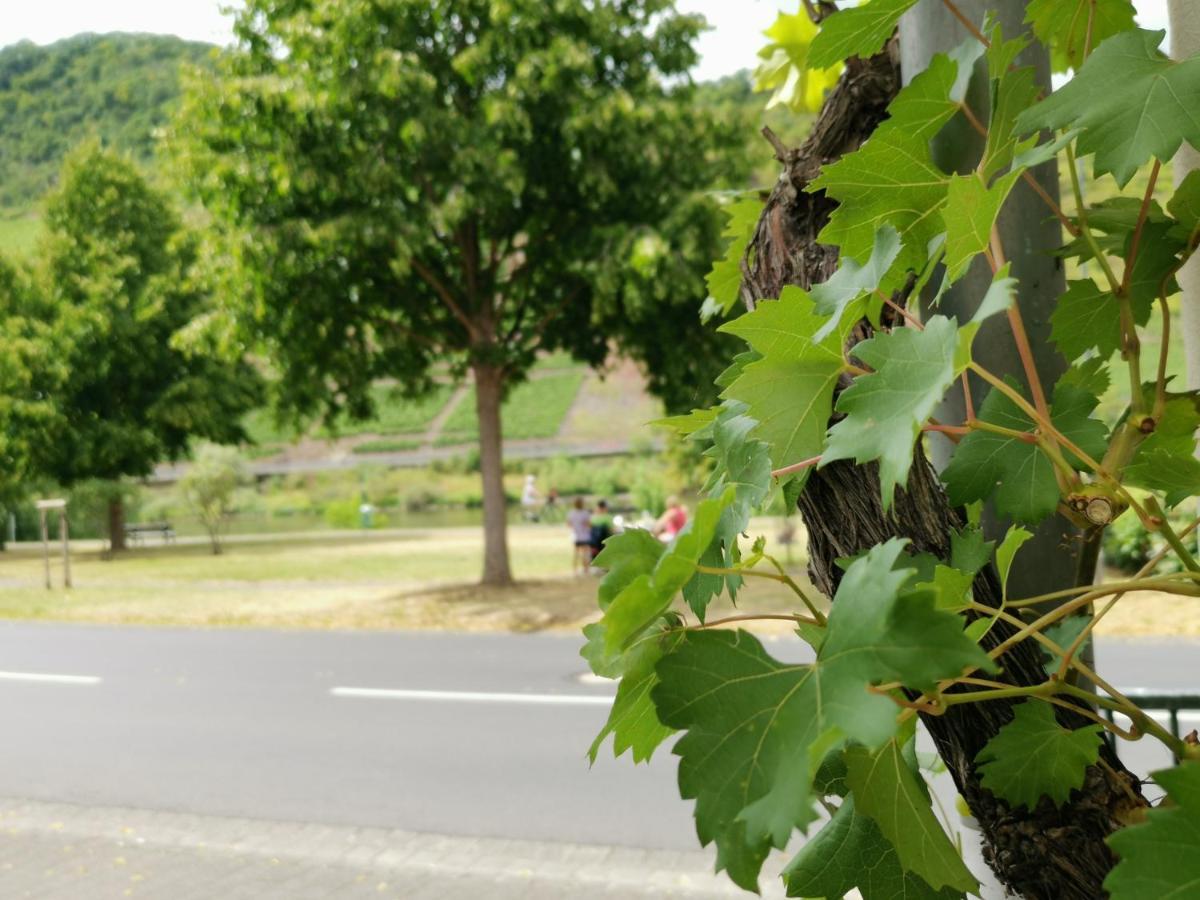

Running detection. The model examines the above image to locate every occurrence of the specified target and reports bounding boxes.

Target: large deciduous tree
[172,0,744,585]
[35,144,260,550]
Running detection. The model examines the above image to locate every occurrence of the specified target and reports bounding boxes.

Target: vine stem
[1065,143,1123,295]
[771,455,821,479]
[1056,592,1119,681]
[692,612,818,630]
[989,227,1052,425]
[1144,497,1200,573]
[940,0,990,48]
[693,563,826,625]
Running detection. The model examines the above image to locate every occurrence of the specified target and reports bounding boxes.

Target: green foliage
[1105,762,1200,899]
[586,4,1200,895]
[704,196,762,318]
[1017,28,1200,187]
[0,34,212,213]
[754,10,841,113]
[10,145,259,501]
[178,444,247,554]
[976,701,1103,810]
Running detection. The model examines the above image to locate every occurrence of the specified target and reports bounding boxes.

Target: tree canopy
[174,0,748,582]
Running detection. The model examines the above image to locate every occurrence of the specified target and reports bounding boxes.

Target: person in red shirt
[654,496,688,542]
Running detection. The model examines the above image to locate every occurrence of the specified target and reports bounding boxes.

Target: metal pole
[60,512,71,589]
[40,509,50,590]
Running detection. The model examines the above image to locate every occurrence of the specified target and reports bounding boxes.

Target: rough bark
[472,360,513,586]
[107,496,126,553]
[741,37,1147,899]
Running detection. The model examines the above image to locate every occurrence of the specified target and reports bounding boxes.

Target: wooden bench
[124,522,176,545]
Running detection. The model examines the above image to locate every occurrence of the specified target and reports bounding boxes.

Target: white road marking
[0,671,101,685]
[330,687,613,705]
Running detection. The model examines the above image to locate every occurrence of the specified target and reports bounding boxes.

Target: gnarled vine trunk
[741,39,1147,899]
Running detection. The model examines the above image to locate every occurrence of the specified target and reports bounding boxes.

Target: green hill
[0,32,213,217]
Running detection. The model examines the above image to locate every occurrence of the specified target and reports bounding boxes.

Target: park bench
[124,522,176,545]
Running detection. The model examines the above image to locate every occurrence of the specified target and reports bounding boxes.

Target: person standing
[521,475,541,522]
[567,497,592,575]
[589,499,614,563]
[654,496,688,542]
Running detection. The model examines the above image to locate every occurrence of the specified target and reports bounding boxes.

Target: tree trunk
[107,496,126,553]
[472,361,513,586]
[741,34,1147,900]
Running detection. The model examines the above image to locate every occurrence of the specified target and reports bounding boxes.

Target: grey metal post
[40,509,50,590]
[60,512,71,589]
[900,1,1081,600]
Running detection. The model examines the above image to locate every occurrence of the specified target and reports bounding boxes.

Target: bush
[177,444,247,554]
[323,498,362,529]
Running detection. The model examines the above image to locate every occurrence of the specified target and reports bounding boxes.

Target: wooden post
[60,512,71,589]
[39,508,50,590]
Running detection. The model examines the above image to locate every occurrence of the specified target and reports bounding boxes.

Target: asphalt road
[0,622,1195,854]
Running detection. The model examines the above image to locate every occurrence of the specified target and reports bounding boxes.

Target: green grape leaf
[847,740,980,894]
[1105,761,1200,899]
[1051,280,1124,361]
[600,488,733,654]
[593,527,666,610]
[951,525,994,576]
[810,225,902,340]
[1016,28,1200,187]
[718,286,847,480]
[705,196,762,318]
[1059,357,1112,397]
[943,382,1108,524]
[649,406,719,437]
[782,793,963,900]
[954,266,1017,372]
[809,0,919,69]
[915,564,976,612]
[810,45,983,276]
[1025,0,1136,72]
[1168,169,1200,238]
[754,11,842,113]
[1126,220,1187,305]
[688,410,773,617]
[1042,614,1092,675]
[715,352,761,391]
[651,541,992,890]
[996,524,1033,600]
[976,700,1103,810]
[981,57,1039,180]
[588,628,682,764]
[823,316,960,510]
[1126,394,1200,506]
[942,171,1021,282]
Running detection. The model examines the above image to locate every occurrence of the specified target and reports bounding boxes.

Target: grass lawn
[0,520,1195,637]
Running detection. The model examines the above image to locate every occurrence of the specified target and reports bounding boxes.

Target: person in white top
[566,497,592,575]
[521,474,540,521]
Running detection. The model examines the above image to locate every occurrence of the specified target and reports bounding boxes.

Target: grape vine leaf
[823,316,961,510]
[594,527,666,611]
[1050,280,1125,361]
[1104,761,1200,900]
[951,525,994,576]
[1059,357,1111,397]
[754,10,842,113]
[942,171,1021,282]
[650,406,719,438]
[718,286,846,481]
[1168,169,1200,239]
[651,541,993,890]
[588,628,682,764]
[1042,614,1092,675]
[599,488,733,654]
[980,58,1039,180]
[705,196,762,318]
[942,381,1109,524]
[976,700,1103,810]
[1125,394,1200,506]
[809,0,919,69]
[953,266,1017,373]
[1025,0,1136,72]
[1016,28,1200,187]
[782,792,963,900]
[846,740,980,894]
[996,524,1033,600]
[687,409,773,617]
[810,225,902,340]
[810,43,983,277]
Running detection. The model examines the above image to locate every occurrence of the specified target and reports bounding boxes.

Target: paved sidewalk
[0,798,784,899]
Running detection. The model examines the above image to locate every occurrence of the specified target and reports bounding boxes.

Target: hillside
[0,32,213,216]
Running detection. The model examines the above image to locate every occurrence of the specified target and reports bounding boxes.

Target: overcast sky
[0,1,1174,82]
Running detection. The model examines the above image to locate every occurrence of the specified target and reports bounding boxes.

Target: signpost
[35,499,70,590]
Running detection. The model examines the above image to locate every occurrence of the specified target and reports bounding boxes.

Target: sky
[0,1,1175,82]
